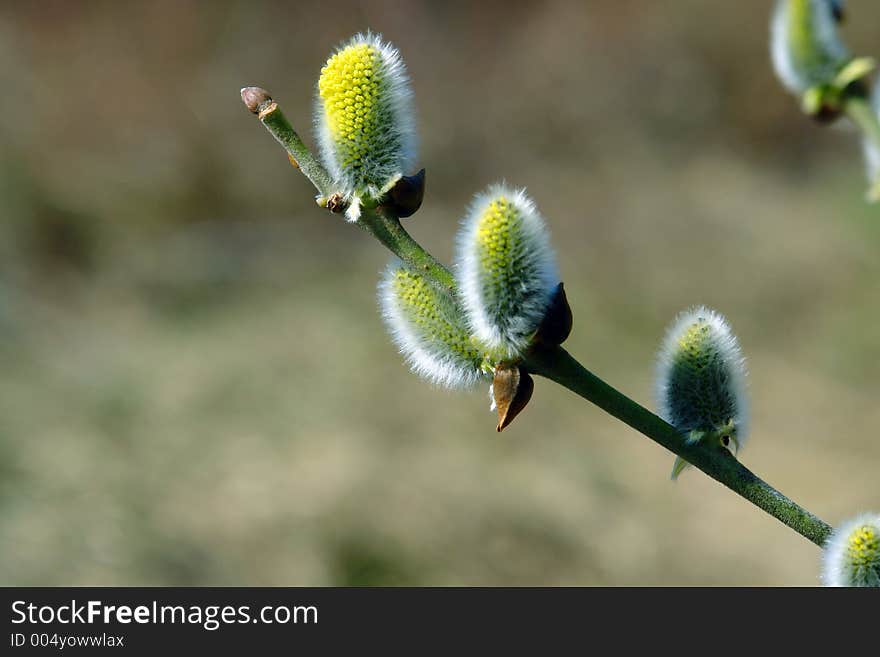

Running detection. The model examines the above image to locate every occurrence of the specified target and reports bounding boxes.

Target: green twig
[524,346,831,546]
[844,93,880,201]
[844,94,880,155]
[359,209,456,295]
[241,87,335,196]
[242,88,833,549]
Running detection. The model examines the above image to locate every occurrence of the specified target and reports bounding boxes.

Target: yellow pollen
[318,43,383,173]
[392,269,480,362]
[677,321,713,367]
[846,525,880,568]
[477,197,517,275]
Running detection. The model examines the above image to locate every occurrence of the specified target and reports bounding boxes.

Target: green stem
[243,88,335,196]
[263,106,334,195]
[358,208,456,295]
[524,346,831,546]
[844,95,880,201]
[845,95,880,153]
[243,88,833,549]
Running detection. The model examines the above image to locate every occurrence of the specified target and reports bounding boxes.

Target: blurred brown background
[1,0,878,585]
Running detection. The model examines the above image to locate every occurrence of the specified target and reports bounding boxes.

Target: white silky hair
[654,305,750,447]
[378,261,485,389]
[455,184,559,359]
[315,32,417,221]
[821,513,880,586]
[770,0,849,94]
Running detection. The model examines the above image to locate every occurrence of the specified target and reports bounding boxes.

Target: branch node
[326,193,346,214]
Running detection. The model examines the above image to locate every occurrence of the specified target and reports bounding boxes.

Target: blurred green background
[1,0,878,586]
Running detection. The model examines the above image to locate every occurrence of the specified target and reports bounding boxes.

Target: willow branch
[359,208,456,295]
[241,87,335,197]
[241,88,833,548]
[524,346,831,546]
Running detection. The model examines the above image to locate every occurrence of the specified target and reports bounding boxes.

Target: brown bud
[808,80,868,125]
[241,87,272,114]
[533,283,573,347]
[811,103,843,124]
[493,363,535,432]
[326,193,346,214]
[382,169,425,218]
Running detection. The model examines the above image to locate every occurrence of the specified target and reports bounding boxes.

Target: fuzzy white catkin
[454,185,559,359]
[822,513,880,587]
[771,0,849,94]
[379,261,485,389]
[655,306,749,460]
[315,32,417,221]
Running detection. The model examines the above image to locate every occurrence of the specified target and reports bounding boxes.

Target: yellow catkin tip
[477,196,516,268]
[318,43,382,158]
[847,525,879,567]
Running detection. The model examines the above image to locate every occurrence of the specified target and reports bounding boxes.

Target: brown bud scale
[494,364,535,432]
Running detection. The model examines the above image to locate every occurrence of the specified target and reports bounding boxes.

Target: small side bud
[533,283,573,347]
[315,32,417,220]
[326,193,346,214]
[655,306,749,480]
[800,57,875,122]
[492,363,535,432]
[801,86,843,122]
[455,185,560,359]
[379,261,486,389]
[822,513,880,587]
[241,86,273,114]
[381,168,425,218]
[771,0,850,97]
